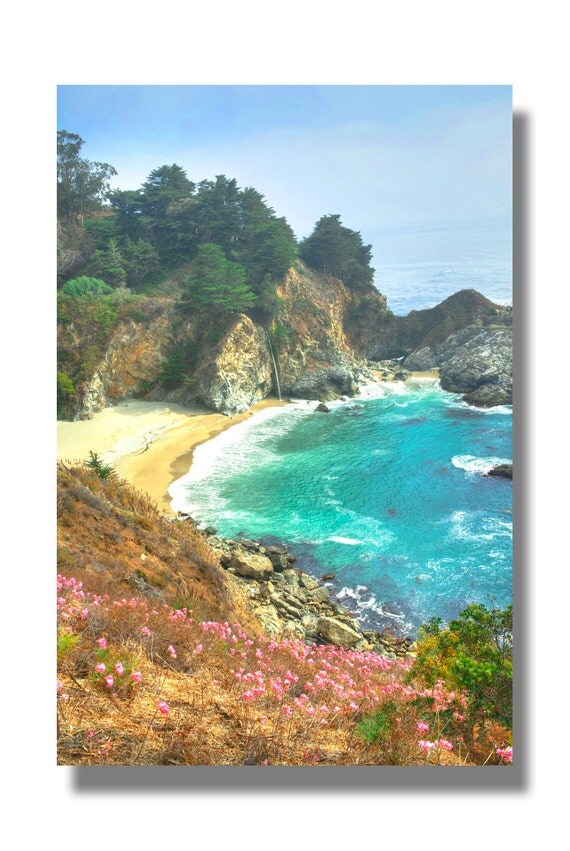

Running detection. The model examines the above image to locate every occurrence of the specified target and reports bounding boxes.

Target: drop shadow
[70,111,529,795]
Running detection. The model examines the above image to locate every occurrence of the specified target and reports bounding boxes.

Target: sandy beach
[57,372,441,514]
[57,398,288,513]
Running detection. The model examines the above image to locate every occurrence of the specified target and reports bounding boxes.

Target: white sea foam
[336,584,410,628]
[328,536,365,545]
[447,510,512,544]
[451,454,511,477]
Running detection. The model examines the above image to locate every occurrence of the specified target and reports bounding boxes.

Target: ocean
[169,382,512,636]
[369,217,512,315]
[169,217,512,636]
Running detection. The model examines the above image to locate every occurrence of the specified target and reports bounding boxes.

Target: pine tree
[180,243,256,314]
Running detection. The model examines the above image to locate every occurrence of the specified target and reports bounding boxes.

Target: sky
[57,85,512,245]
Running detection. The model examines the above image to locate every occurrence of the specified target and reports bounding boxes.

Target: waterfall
[264,328,282,400]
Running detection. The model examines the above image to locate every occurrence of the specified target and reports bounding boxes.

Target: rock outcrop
[346,289,507,360]
[192,315,273,415]
[487,463,513,480]
[207,534,412,657]
[403,315,512,407]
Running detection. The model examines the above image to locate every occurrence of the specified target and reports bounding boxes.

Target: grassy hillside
[57,464,512,766]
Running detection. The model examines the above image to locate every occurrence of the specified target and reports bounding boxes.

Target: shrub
[85,451,116,481]
[61,276,113,297]
[57,371,76,418]
[410,604,512,728]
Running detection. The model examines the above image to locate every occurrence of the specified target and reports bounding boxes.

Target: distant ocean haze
[369,217,512,314]
[170,381,512,636]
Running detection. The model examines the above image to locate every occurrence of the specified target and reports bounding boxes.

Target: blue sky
[58,84,511,247]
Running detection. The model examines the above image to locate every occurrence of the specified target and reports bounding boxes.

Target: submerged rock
[487,463,513,480]
[315,402,331,413]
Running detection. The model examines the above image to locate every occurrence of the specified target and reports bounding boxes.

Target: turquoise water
[169,380,512,636]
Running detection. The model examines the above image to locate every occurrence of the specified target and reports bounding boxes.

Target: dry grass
[56,464,511,767]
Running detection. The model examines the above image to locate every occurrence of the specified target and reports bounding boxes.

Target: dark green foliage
[88,238,127,288]
[299,214,374,288]
[160,340,198,388]
[57,372,76,418]
[83,215,121,251]
[58,134,297,315]
[107,189,152,242]
[85,451,116,480]
[61,276,113,297]
[121,238,161,289]
[180,243,256,314]
[57,130,117,225]
[411,604,513,727]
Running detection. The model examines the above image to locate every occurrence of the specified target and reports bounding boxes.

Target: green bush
[410,604,512,728]
[85,451,116,480]
[356,706,393,744]
[61,276,113,297]
[57,371,76,418]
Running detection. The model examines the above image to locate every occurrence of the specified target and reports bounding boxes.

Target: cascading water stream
[264,328,282,400]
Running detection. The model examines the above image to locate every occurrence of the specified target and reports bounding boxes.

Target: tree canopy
[180,243,256,314]
[57,131,117,225]
[299,214,374,288]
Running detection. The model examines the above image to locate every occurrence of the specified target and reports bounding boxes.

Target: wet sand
[57,398,288,513]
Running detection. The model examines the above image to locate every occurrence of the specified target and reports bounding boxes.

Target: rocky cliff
[403,310,513,406]
[57,266,512,419]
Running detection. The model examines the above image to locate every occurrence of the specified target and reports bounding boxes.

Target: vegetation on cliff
[57,462,512,766]
[299,213,375,289]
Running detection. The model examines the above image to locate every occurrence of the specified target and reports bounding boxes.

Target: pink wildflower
[140,626,151,637]
[157,700,170,716]
[193,644,203,655]
[104,675,114,689]
[496,746,513,764]
[167,645,177,659]
[282,705,293,717]
[95,663,106,674]
[114,662,124,676]
[131,671,142,684]
[56,679,63,692]
[438,739,453,751]
[453,712,465,722]
[418,740,436,754]
[96,637,107,649]
[417,721,429,732]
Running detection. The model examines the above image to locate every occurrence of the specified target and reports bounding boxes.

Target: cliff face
[59,264,384,418]
[271,266,381,400]
[58,267,511,419]
[345,289,509,360]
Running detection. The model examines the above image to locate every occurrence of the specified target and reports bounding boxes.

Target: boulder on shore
[316,616,363,648]
[224,549,274,580]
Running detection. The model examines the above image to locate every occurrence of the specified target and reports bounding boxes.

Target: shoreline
[57,397,289,513]
[56,371,442,515]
